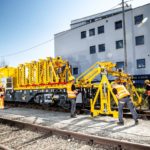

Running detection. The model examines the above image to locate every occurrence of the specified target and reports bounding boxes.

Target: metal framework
[15,56,73,90]
[76,62,142,118]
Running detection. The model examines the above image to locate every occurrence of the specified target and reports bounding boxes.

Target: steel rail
[5,102,150,120]
[0,144,13,150]
[0,117,149,150]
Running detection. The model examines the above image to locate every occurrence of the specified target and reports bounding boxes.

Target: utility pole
[122,0,127,72]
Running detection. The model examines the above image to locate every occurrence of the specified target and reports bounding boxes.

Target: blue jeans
[69,98,76,116]
[147,96,150,109]
[118,96,138,122]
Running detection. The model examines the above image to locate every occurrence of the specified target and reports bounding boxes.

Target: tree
[0,58,8,67]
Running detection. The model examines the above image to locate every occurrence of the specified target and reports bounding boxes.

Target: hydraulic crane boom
[76,61,142,118]
[76,62,116,85]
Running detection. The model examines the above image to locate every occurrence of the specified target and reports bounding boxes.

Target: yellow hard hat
[144,80,149,84]
[111,81,116,86]
[69,76,75,81]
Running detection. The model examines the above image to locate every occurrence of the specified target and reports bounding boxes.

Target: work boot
[117,121,124,125]
[70,114,77,118]
[134,119,139,125]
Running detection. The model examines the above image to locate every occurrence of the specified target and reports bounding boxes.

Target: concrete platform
[0,107,150,145]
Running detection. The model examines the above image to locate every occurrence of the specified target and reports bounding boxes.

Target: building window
[86,19,95,24]
[73,67,78,75]
[81,31,86,39]
[91,19,95,23]
[98,44,105,52]
[116,40,123,49]
[116,61,124,70]
[86,20,91,24]
[134,14,143,25]
[98,25,104,34]
[115,20,122,30]
[90,45,96,54]
[135,35,144,45]
[137,59,145,68]
[89,28,95,36]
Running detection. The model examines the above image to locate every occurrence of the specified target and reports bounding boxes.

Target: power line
[110,0,133,10]
[0,39,54,58]
[0,30,71,58]
[1,0,134,58]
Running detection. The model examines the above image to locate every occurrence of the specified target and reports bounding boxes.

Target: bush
[136,88,145,94]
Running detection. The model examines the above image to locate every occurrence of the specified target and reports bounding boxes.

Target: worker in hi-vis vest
[67,76,78,118]
[0,86,4,109]
[144,80,150,109]
[111,81,139,125]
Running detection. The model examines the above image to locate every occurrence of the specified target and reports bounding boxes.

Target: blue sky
[0,0,149,66]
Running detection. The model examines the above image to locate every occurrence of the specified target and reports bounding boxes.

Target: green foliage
[136,88,145,94]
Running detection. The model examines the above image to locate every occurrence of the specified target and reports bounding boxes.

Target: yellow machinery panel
[0,67,16,88]
[15,56,73,90]
[0,67,16,79]
[0,57,73,90]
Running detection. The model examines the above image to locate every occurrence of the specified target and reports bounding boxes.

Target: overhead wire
[109,0,133,10]
[0,29,72,58]
[0,0,134,58]
[0,39,54,58]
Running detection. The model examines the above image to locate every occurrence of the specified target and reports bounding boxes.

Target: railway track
[0,117,149,150]
[5,102,150,120]
[124,111,150,120]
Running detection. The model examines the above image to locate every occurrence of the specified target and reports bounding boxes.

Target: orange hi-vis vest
[113,84,130,100]
[67,90,76,99]
[0,91,4,109]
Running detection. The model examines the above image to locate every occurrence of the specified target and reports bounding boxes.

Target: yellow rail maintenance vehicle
[76,62,142,118]
[0,58,143,116]
[0,57,74,108]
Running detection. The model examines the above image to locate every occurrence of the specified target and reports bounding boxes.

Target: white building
[54,4,150,83]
